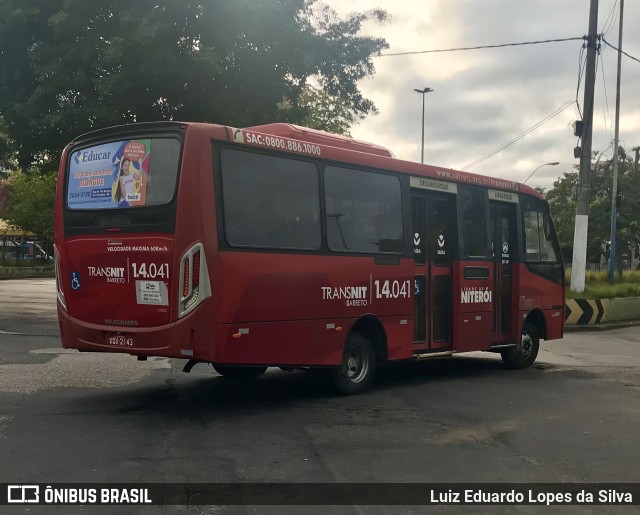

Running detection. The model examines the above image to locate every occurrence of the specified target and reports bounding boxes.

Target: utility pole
[570,0,599,293]
[609,0,624,284]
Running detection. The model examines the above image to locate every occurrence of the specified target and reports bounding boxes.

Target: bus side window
[461,188,488,258]
[524,210,540,262]
[523,208,560,263]
[220,149,321,250]
[538,212,560,262]
[324,166,403,254]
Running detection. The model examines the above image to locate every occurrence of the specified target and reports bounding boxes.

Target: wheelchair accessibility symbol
[70,272,81,291]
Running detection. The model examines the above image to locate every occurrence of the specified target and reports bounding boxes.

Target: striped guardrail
[565,297,640,326]
[565,299,608,325]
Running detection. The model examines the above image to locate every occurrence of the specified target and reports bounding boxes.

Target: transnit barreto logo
[88,266,126,284]
[321,286,368,307]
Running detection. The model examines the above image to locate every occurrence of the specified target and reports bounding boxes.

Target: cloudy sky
[324,0,639,190]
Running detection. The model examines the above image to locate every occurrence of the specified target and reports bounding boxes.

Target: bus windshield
[66,138,181,210]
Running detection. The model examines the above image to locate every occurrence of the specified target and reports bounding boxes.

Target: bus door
[489,192,519,344]
[411,186,457,352]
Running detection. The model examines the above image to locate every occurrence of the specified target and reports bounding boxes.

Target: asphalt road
[0,278,639,514]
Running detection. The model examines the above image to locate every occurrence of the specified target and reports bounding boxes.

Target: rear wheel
[501,321,539,369]
[212,365,267,380]
[330,333,376,395]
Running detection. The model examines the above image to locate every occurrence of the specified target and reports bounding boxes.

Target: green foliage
[0,117,15,171]
[547,148,640,264]
[0,0,388,169]
[565,269,640,298]
[2,171,57,238]
[278,84,356,136]
[566,283,640,299]
[565,269,640,284]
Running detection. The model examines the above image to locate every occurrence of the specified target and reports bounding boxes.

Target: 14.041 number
[131,262,169,279]
[374,280,411,299]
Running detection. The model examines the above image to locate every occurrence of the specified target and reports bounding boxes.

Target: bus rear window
[67,138,180,210]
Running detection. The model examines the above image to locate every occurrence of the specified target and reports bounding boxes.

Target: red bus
[55,121,564,394]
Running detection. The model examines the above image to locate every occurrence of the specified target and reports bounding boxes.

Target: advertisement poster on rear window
[67,139,151,209]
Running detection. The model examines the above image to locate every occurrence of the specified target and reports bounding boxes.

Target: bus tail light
[182,258,190,298]
[179,243,211,318]
[192,251,201,289]
[54,248,67,311]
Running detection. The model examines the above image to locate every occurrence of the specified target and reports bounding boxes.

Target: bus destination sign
[410,176,457,194]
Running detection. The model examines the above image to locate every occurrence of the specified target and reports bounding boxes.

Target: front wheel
[212,365,267,380]
[330,333,376,395]
[501,321,540,369]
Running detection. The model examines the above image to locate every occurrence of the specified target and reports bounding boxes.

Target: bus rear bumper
[57,306,210,361]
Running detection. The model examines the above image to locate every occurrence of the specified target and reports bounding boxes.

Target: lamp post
[414,87,434,163]
[609,0,625,284]
[523,162,560,185]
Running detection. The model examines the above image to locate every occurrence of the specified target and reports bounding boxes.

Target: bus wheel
[212,365,267,380]
[501,321,539,369]
[330,333,376,395]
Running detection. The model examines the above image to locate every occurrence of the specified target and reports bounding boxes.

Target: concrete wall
[606,297,640,323]
[0,266,54,279]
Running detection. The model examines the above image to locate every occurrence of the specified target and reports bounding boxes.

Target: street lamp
[414,87,434,163]
[523,162,560,185]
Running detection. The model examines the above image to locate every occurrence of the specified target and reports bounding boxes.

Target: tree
[1,170,57,239]
[547,147,640,266]
[546,171,578,261]
[278,84,357,136]
[0,117,15,171]
[0,0,388,169]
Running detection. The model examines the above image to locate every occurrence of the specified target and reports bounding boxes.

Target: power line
[576,42,587,118]
[601,0,619,35]
[461,101,576,171]
[598,52,613,140]
[602,37,640,64]
[381,36,586,57]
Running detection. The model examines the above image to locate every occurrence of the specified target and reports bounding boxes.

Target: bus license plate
[107,335,134,347]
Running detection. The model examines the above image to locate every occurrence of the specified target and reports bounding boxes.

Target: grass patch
[565,269,640,298]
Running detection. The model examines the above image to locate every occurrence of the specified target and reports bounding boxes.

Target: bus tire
[501,321,539,369]
[212,365,267,380]
[330,333,376,395]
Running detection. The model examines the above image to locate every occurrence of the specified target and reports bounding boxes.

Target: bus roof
[234,123,545,200]
[65,121,545,200]
[243,123,394,158]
